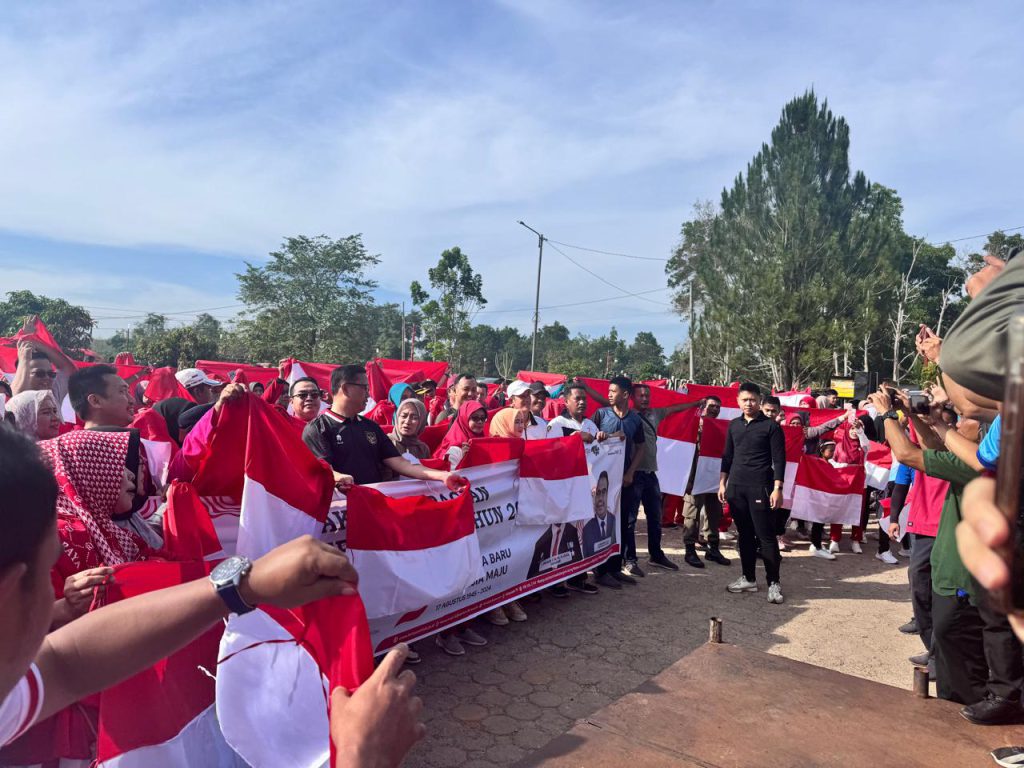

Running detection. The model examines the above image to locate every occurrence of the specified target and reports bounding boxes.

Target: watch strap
[215,581,255,615]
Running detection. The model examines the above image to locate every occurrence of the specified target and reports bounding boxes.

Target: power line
[546,238,670,262]
[931,225,1024,246]
[477,287,671,315]
[83,303,244,317]
[545,242,672,307]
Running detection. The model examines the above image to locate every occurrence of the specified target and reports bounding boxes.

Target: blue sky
[1,1,1021,355]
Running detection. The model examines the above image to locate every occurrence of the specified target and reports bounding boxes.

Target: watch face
[211,556,249,584]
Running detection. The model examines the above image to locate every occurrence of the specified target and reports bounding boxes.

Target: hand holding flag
[240,535,360,606]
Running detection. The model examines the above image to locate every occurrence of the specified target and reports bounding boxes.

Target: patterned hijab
[38,430,146,566]
[5,390,57,441]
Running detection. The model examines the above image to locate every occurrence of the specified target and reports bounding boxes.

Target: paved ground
[404,522,924,768]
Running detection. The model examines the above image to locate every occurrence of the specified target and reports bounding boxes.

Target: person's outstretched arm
[35,536,357,721]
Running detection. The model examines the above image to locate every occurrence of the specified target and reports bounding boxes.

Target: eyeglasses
[31,370,57,379]
[469,413,488,422]
[292,390,322,401]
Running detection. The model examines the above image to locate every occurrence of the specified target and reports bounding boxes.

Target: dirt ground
[403,520,924,768]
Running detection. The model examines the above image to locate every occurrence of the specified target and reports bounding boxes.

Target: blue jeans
[623,470,664,562]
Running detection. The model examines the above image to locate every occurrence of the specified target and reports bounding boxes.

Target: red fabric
[0,316,62,350]
[263,377,287,404]
[662,493,683,525]
[114,352,137,365]
[365,361,393,402]
[520,434,588,480]
[346,484,475,551]
[38,431,152,566]
[196,360,279,387]
[376,358,448,384]
[282,358,335,391]
[161,481,224,560]
[433,401,488,459]
[427,394,447,420]
[833,421,865,465]
[541,398,563,421]
[905,471,948,538]
[145,367,195,403]
[363,399,396,426]
[419,422,450,453]
[517,370,567,387]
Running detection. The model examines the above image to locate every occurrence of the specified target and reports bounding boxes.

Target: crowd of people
[0,244,1022,765]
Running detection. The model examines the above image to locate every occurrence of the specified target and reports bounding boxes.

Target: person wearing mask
[173,368,220,406]
[5,391,61,442]
[0,429,424,767]
[68,364,134,429]
[681,396,731,568]
[719,382,787,605]
[591,376,645,587]
[303,365,463,491]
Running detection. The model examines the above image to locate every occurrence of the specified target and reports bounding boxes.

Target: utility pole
[401,302,406,361]
[688,281,695,382]
[518,221,545,371]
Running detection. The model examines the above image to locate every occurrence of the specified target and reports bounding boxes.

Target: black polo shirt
[302,410,401,485]
[721,412,786,487]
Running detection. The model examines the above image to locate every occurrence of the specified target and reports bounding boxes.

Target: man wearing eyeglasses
[303,364,465,491]
[289,377,325,425]
[11,324,77,418]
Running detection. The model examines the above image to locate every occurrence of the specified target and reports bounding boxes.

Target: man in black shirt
[718,382,787,604]
[304,364,463,490]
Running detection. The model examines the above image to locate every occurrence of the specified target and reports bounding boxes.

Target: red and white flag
[690,417,728,495]
[790,456,865,525]
[131,408,178,488]
[865,441,893,490]
[654,407,700,496]
[878,495,910,536]
[517,435,592,525]
[345,484,481,619]
[775,387,816,409]
[781,425,806,507]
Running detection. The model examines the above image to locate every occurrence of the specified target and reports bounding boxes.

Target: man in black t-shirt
[304,365,463,490]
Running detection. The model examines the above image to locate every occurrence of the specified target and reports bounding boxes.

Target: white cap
[507,380,531,398]
[175,368,219,389]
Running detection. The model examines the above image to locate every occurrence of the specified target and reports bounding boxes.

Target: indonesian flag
[131,408,178,487]
[94,561,242,768]
[517,370,567,388]
[775,387,816,409]
[161,481,225,562]
[281,358,335,392]
[790,456,865,525]
[204,394,374,767]
[345,484,481,619]
[516,435,592,525]
[691,417,728,495]
[781,425,805,507]
[878,495,910,537]
[680,384,742,420]
[654,407,700,496]
[865,442,893,490]
[196,360,279,387]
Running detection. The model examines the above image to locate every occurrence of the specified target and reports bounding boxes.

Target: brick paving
[404,525,922,767]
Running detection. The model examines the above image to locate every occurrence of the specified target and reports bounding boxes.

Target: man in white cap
[507,381,547,439]
[175,368,219,405]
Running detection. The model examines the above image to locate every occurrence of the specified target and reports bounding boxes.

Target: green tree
[667,91,904,389]
[622,331,666,380]
[234,235,381,364]
[410,247,487,363]
[0,290,94,354]
[131,314,220,367]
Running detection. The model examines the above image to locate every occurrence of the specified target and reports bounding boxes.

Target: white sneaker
[767,582,784,604]
[828,541,840,554]
[504,601,528,622]
[435,633,465,656]
[851,541,863,554]
[485,607,509,626]
[719,531,735,542]
[813,547,837,560]
[897,548,911,558]
[726,576,758,593]
[876,551,899,565]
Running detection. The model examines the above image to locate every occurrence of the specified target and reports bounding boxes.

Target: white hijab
[6,390,58,441]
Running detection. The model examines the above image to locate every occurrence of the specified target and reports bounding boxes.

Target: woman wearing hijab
[434,401,488,469]
[152,396,193,447]
[5,390,61,441]
[3,431,161,767]
[381,398,431,481]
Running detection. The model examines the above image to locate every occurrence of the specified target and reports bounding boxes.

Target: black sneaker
[684,550,705,569]
[649,554,679,571]
[549,585,570,598]
[624,561,646,578]
[898,618,919,635]
[612,571,638,585]
[595,573,623,590]
[566,580,599,595]
[960,694,1024,726]
[705,548,731,566]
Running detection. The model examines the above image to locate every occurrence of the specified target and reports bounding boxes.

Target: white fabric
[654,436,697,496]
[236,477,324,560]
[349,534,482,619]
[525,416,548,441]
[0,664,42,747]
[790,485,862,525]
[545,414,598,437]
[517,475,592,525]
[865,460,891,490]
[691,455,722,496]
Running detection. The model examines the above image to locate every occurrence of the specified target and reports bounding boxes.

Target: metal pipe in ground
[912,666,930,698]
[708,617,723,644]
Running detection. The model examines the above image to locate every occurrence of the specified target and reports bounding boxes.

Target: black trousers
[976,587,1024,701]
[910,534,935,653]
[932,591,988,704]
[727,484,781,585]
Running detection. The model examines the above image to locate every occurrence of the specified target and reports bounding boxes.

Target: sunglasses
[31,370,58,379]
[292,390,323,401]
[469,412,488,422]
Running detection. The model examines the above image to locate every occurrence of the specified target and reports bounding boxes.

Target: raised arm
[35,536,357,721]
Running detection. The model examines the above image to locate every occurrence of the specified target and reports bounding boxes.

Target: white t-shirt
[546,413,598,438]
[525,415,548,441]
[0,664,43,747]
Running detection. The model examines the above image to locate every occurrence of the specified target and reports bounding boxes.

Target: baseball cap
[507,380,531,398]
[175,368,220,389]
[528,381,548,396]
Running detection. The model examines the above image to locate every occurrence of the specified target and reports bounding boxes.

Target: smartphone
[991,309,1024,613]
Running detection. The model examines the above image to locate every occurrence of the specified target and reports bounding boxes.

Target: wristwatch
[210,556,255,615]
[884,410,899,421]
